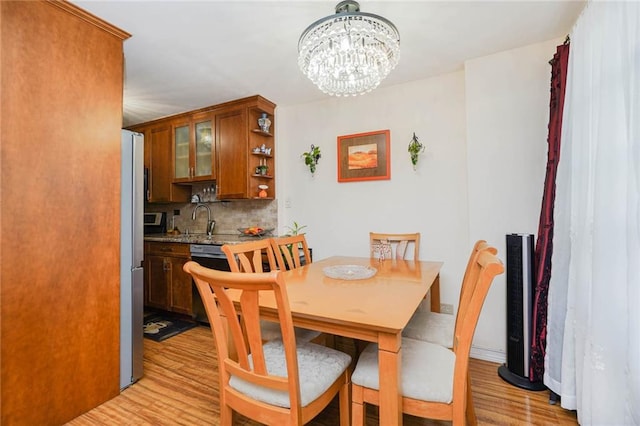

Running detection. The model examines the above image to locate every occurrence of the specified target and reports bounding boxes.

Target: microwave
[144,212,166,234]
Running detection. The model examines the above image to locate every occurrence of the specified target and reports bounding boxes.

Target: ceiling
[73,1,585,127]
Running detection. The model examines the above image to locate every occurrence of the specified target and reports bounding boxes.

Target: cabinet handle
[163,260,171,272]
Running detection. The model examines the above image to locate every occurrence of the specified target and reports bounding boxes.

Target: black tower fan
[498,234,546,391]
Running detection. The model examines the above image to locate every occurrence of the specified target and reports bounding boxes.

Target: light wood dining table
[227,255,443,426]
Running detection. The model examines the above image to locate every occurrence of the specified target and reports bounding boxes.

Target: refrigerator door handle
[132,132,144,266]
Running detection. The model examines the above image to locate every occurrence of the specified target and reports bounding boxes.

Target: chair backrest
[270,235,312,271]
[451,249,503,412]
[221,239,278,273]
[454,240,498,332]
[184,261,304,418]
[369,232,420,260]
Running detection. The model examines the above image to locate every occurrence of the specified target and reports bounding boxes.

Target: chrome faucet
[191,203,215,236]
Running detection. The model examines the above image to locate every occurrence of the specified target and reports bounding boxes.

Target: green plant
[283,221,308,267]
[301,144,321,175]
[285,221,307,236]
[408,132,425,170]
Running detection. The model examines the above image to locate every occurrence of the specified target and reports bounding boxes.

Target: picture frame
[337,129,390,182]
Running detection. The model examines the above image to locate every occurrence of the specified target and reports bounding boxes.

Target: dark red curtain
[530,41,570,383]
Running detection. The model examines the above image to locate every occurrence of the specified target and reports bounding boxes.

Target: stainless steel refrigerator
[120,129,144,389]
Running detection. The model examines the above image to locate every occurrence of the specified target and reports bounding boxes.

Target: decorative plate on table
[322,265,377,280]
[238,227,273,237]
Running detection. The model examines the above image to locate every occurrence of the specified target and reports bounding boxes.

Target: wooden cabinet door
[149,125,172,202]
[216,108,248,199]
[192,112,214,181]
[149,125,190,202]
[173,120,191,182]
[145,255,170,309]
[131,122,190,203]
[172,112,214,184]
[168,256,193,315]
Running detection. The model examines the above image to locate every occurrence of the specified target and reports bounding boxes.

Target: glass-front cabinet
[174,123,190,180]
[129,96,276,201]
[173,112,214,183]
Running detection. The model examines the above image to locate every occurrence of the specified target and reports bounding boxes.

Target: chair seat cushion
[229,340,351,408]
[351,337,455,403]
[402,311,455,348]
[260,320,322,342]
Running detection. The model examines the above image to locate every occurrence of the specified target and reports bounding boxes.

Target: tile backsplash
[145,183,277,235]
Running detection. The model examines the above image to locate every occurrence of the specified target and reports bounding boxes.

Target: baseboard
[470,346,506,364]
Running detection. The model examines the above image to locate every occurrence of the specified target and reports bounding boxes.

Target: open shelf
[251,129,273,137]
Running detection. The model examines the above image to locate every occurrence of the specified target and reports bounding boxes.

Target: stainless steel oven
[189,244,230,323]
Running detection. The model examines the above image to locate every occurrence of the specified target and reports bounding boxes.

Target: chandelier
[298,1,400,97]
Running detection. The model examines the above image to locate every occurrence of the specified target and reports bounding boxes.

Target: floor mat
[143,314,197,342]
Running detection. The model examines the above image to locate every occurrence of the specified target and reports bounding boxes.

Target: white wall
[277,71,471,311]
[275,37,561,360]
[464,38,561,357]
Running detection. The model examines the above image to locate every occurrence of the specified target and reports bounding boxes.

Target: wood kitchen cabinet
[247,107,275,199]
[144,242,193,315]
[215,96,276,199]
[128,121,190,203]
[2,1,129,423]
[173,111,215,183]
[129,95,276,201]
[215,107,248,198]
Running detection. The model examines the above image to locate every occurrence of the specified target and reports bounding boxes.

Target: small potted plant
[408,132,425,170]
[255,164,268,176]
[284,221,309,266]
[301,144,321,176]
[285,221,307,236]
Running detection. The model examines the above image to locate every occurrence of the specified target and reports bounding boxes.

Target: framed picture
[337,129,390,182]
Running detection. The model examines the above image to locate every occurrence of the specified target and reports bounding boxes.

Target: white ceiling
[73,1,585,127]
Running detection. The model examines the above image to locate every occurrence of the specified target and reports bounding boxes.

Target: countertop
[144,233,272,245]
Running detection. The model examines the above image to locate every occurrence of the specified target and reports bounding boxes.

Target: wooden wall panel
[1,1,129,424]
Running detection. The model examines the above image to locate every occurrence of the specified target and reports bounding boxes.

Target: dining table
[230,255,443,426]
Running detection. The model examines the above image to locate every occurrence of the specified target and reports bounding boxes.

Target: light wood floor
[68,325,578,425]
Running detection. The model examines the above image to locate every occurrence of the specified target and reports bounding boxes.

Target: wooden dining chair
[184,262,351,426]
[270,234,333,348]
[357,232,423,356]
[351,248,504,426]
[222,239,277,274]
[270,234,312,271]
[403,240,498,348]
[222,239,321,343]
[369,232,420,260]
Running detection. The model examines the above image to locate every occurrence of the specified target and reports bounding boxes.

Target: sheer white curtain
[544,2,640,424]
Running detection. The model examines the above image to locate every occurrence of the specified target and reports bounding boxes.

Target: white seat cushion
[351,337,455,403]
[402,311,455,348]
[229,340,351,408]
[260,320,322,343]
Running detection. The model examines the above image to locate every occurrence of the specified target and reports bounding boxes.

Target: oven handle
[191,254,227,260]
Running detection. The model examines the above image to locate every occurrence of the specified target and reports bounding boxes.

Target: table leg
[430,273,441,313]
[378,333,403,426]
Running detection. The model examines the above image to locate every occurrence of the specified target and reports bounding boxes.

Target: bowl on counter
[237,227,274,237]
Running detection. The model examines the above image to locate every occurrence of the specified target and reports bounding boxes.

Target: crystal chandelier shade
[298,1,400,97]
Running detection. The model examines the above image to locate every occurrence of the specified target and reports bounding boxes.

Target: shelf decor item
[258,113,271,133]
[258,184,268,198]
[408,132,425,170]
[302,144,321,176]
